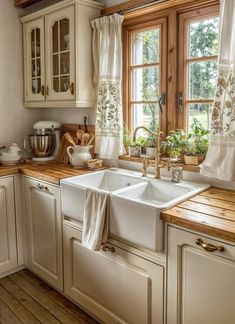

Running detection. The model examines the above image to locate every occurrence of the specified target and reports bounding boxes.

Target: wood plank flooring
[0,269,99,324]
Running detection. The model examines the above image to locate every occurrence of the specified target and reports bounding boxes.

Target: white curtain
[91,14,124,159]
[200,0,235,181]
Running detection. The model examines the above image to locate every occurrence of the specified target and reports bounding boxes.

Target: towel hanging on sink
[82,189,109,251]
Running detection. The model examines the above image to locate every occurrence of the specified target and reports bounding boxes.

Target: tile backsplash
[0,0,42,151]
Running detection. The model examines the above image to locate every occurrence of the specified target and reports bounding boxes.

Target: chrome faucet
[132,126,171,179]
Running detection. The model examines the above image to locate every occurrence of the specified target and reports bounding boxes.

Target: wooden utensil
[64,132,76,147]
[76,129,84,143]
[87,134,95,145]
[81,133,90,146]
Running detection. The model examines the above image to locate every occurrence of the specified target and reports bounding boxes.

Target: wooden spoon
[64,132,76,147]
[81,133,90,146]
[87,134,95,145]
[76,129,84,144]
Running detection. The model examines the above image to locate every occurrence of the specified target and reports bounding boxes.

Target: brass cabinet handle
[46,86,49,96]
[41,85,45,96]
[70,82,74,95]
[102,245,115,253]
[36,183,49,191]
[195,238,225,253]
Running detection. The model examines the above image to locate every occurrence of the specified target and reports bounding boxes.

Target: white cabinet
[24,177,63,291]
[167,225,235,324]
[63,222,164,324]
[21,0,102,108]
[0,176,18,276]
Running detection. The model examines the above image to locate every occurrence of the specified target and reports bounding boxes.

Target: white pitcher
[67,145,92,167]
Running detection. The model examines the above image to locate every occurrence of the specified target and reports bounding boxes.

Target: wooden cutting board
[56,123,95,164]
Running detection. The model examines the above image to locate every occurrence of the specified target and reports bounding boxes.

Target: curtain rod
[102,0,166,16]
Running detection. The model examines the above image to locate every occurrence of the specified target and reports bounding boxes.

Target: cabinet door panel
[0,177,17,275]
[64,224,164,324]
[167,226,235,324]
[24,178,62,290]
[24,17,45,102]
[45,6,75,101]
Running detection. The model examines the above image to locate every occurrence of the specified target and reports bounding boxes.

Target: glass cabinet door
[46,6,75,101]
[24,18,45,102]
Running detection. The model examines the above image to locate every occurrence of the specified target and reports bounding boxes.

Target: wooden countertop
[162,187,235,243]
[0,161,105,185]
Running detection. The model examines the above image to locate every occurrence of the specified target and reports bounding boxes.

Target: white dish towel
[82,188,109,251]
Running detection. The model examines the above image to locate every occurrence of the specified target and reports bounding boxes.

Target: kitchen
[0,0,235,323]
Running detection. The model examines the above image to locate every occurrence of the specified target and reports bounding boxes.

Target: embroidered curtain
[91,14,124,159]
[200,0,235,181]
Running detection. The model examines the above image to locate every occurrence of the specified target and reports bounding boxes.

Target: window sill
[119,155,200,173]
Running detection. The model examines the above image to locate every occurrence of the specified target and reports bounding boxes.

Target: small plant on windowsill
[161,129,188,160]
[184,118,210,165]
[123,126,146,157]
[145,135,156,158]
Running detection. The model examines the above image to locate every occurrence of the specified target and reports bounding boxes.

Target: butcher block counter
[0,161,105,184]
[162,187,235,243]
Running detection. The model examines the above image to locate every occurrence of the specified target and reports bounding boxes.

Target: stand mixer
[24,121,61,161]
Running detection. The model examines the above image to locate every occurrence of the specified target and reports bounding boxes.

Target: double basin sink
[61,168,209,251]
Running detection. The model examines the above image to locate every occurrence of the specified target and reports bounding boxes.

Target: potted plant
[184,118,210,165]
[161,129,188,159]
[145,135,156,158]
[123,126,145,157]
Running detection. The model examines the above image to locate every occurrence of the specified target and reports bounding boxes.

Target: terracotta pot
[184,154,204,165]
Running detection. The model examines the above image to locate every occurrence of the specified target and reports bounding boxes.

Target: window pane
[131,103,160,133]
[188,60,217,99]
[131,28,160,65]
[189,17,219,58]
[60,18,69,51]
[187,103,212,132]
[131,66,159,101]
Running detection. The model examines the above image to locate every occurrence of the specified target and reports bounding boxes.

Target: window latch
[177,92,183,113]
[159,93,166,114]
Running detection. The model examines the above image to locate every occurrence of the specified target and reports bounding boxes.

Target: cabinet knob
[195,238,225,253]
[102,245,115,253]
[46,86,49,96]
[41,85,45,96]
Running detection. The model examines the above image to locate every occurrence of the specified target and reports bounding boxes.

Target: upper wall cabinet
[21,0,103,108]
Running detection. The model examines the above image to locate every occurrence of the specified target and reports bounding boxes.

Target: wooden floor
[0,269,99,324]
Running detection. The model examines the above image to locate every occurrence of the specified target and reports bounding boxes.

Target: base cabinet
[63,223,164,324]
[167,226,235,324]
[0,176,17,276]
[24,177,63,291]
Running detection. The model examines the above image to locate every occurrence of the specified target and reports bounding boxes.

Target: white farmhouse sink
[61,168,209,251]
[110,180,209,251]
[61,169,144,222]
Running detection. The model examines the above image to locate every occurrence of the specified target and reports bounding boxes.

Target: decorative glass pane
[32,60,36,77]
[60,18,69,51]
[52,21,58,53]
[35,28,40,57]
[132,28,160,65]
[187,103,212,132]
[53,77,59,92]
[31,29,35,58]
[189,17,219,58]
[132,66,159,101]
[60,76,70,92]
[53,54,59,76]
[188,60,217,99]
[36,58,41,77]
[32,79,41,94]
[131,103,160,133]
[60,52,70,74]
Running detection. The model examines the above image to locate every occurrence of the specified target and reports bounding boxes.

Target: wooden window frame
[178,4,220,131]
[122,0,220,137]
[123,18,167,134]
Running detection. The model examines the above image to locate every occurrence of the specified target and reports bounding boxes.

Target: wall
[0,0,42,151]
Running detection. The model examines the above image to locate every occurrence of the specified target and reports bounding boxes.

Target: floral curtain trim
[211,71,235,136]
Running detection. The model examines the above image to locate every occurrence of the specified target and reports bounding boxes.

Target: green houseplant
[184,118,210,165]
[162,129,188,159]
[123,126,146,157]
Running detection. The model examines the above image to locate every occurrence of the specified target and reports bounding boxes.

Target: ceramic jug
[67,145,92,167]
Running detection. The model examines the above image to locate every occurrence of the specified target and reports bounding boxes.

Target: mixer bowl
[25,133,56,157]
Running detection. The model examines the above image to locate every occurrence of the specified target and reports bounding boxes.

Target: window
[123,18,167,135]
[179,9,219,132]
[123,2,219,136]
